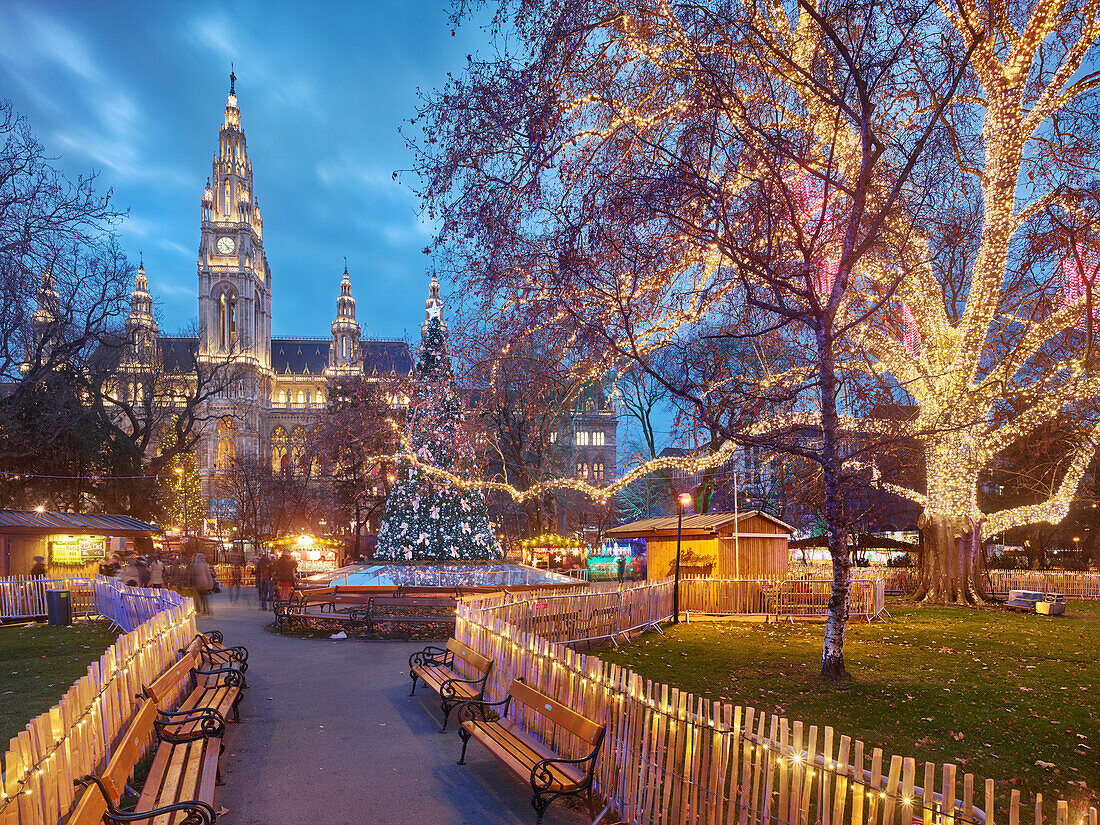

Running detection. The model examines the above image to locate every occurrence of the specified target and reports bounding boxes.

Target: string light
[0,579,194,814]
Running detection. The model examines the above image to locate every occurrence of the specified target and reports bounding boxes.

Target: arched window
[316,390,324,405]
[297,391,305,405]
[218,290,237,351]
[278,390,287,405]
[223,180,230,217]
[216,416,235,470]
[290,426,307,477]
[271,426,288,474]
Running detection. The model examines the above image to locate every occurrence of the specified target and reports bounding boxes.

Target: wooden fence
[0,582,195,824]
[454,582,1096,825]
[794,566,1100,599]
[465,580,674,644]
[677,578,886,620]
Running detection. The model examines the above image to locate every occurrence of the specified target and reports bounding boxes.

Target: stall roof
[605,510,793,539]
[0,509,157,537]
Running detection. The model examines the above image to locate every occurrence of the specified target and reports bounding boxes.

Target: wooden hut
[0,510,158,577]
[604,511,792,580]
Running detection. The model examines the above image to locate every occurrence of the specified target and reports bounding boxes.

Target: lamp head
[679,493,692,506]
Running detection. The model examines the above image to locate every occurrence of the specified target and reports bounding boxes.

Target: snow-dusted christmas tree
[374,275,501,561]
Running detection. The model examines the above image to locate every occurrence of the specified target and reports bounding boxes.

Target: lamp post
[174,467,188,550]
[673,492,692,624]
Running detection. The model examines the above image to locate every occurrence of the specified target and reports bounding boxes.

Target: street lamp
[174,467,188,550]
[673,492,692,624]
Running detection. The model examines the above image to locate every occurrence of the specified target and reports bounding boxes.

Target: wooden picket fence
[675,577,886,620]
[797,566,1100,599]
[455,582,1097,825]
[0,583,196,824]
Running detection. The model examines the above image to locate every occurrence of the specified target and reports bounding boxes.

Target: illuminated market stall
[518,534,589,573]
[264,534,345,574]
[0,509,157,576]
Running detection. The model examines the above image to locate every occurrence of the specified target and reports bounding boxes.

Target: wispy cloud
[0,8,189,185]
[188,12,320,114]
[316,155,415,202]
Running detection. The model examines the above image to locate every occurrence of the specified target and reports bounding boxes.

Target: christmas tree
[374,279,501,561]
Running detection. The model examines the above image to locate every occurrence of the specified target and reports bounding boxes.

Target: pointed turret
[422,272,446,341]
[23,267,63,372]
[328,260,361,375]
[126,255,158,356]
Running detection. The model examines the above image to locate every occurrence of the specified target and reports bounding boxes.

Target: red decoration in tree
[901,302,920,353]
[1061,243,1100,329]
[787,172,842,298]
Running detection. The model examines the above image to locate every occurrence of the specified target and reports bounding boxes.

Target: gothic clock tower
[197,73,273,480]
[198,71,272,367]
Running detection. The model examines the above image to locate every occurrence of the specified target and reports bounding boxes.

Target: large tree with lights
[376,282,501,561]
[414,0,980,676]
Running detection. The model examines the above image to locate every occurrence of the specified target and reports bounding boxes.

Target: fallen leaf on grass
[1035,760,1056,769]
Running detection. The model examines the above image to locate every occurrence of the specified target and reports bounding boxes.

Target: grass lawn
[600,598,1099,811]
[0,621,117,745]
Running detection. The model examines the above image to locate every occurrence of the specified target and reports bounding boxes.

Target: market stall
[264,534,345,574]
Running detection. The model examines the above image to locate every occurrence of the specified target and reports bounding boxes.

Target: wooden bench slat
[508,679,604,745]
[464,718,585,787]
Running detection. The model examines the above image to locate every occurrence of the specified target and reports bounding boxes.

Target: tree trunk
[911,513,992,604]
[817,326,850,681]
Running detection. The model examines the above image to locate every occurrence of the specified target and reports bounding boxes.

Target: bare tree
[0,100,129,393]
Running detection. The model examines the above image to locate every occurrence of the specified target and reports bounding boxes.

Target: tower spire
[229,65,236,96]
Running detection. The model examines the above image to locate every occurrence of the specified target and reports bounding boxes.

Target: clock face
[216,236,235,255]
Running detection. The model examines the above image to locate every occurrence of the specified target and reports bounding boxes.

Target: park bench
[194,629,250,673]
[273,592,373,632]
[68,632,250,825]
[455,678,606,824]
[409,638,493,732]
[1006,589,1045,611]
[145,634,248,723]
[69,697,220,825]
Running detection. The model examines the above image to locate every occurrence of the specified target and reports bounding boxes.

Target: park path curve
[197,592,588,825]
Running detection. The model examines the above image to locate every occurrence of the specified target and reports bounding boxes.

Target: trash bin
[46,589,72,626]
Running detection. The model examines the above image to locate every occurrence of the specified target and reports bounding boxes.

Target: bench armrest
[153,706,227,743]
[75,776,216,825]
[454,694,512,726]
[440,673,489,702]
[205,630,224,645]
[409,645,451,670]
[191,665,248,688]
[531,749,601,792]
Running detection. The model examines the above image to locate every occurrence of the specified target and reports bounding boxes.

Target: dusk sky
[0,1,489,341]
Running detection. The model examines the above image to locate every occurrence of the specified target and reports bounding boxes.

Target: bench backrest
[144,646,201,704]
[448,638,492,676]
[68,699,159,824]
[508,679,605,746]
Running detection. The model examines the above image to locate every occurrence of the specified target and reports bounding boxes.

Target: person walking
[120,556,141,587]
[273,549,298,603]
[228,549,244,603]
[148,555,166,588]
[190,553,215,615]
[29,555,47,578]
[255,552,272,610]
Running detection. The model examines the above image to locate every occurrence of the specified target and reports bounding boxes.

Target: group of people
[29,545,302,616]
[251,549,299,610]
[98,552,219,613]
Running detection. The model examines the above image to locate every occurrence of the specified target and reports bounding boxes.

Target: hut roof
[0,509,157,538]
[605,510,793,539]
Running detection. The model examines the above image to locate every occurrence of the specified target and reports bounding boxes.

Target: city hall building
[115,76,616,527]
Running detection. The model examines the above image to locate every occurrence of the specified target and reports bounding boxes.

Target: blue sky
[0,1,488,340]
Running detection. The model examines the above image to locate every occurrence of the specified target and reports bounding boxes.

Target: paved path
[197,592,589,825]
